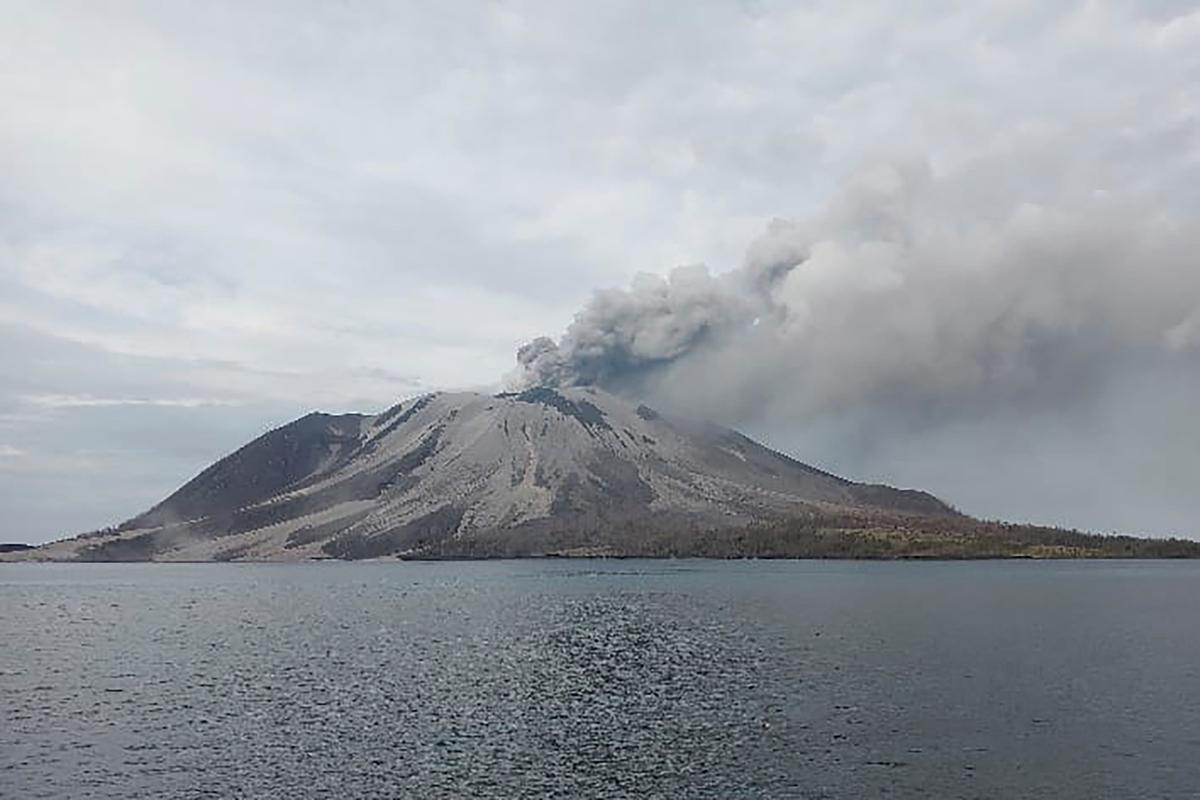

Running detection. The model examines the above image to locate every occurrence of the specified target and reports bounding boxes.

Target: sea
[2,559,1198,798]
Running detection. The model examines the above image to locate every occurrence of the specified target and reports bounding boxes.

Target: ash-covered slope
[27,387,953,561]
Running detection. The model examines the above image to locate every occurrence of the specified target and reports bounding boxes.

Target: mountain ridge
[10,387,968,561]
[7,386,1197,561]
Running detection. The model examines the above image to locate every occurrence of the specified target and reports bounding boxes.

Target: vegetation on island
[386,508,1200,561]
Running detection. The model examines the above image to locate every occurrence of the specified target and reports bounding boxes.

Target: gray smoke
[514,264,756,392]
[516,157,1200,412]
[512,157,1200,535]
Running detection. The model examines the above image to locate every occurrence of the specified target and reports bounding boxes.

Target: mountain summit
[24,387,958,561]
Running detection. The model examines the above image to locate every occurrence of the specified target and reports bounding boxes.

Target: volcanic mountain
[19,387,967,561]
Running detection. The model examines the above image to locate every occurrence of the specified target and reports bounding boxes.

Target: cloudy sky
[3,1,1199,543]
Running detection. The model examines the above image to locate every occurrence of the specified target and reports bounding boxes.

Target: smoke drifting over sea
[516,157,1200,412]
[514,156,1200,535]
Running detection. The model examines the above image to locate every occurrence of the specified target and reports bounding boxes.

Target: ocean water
[2,560,1199,799]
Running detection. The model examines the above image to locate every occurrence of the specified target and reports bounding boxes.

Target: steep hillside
[15,387,957,561]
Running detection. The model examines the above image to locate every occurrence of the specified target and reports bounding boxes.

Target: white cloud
[2,1,1199,539]
[21,394,243,409]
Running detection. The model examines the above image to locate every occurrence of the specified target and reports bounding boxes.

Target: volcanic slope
[20,387,956,561]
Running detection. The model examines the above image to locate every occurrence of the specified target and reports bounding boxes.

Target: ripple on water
[2,560,1200,799]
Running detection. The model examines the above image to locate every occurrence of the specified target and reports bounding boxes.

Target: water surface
[3,560,1199,798]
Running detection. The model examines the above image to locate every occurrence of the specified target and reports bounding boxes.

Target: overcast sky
[3,1,1199,543]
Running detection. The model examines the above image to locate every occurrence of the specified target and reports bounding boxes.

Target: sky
[2,1,1199,543]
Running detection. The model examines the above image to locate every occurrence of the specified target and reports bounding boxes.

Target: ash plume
[514,265,756,393]
[514,157,1200,417]
[512,157,1200,535]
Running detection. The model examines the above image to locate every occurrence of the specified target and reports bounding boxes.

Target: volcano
[21,387,966,561]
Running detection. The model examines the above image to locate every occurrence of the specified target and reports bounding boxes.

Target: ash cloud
[513,156,1200,535]
[514,265,755,392]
